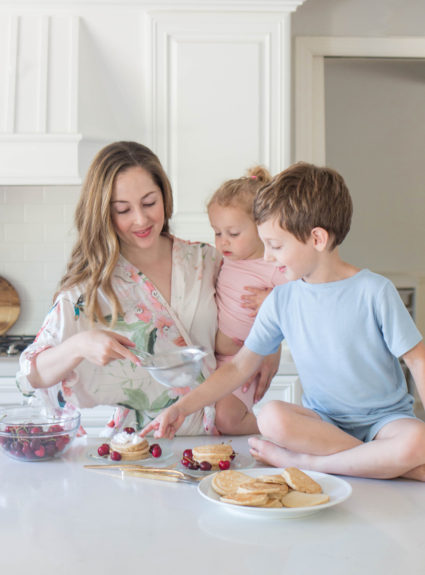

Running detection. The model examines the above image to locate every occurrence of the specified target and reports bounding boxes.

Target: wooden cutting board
[0,277,20,335]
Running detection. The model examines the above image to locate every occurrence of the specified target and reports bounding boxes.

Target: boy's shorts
[315,408,418,442]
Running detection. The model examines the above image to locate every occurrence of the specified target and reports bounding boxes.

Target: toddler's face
[208,203,264,260]
[258,218,319,282]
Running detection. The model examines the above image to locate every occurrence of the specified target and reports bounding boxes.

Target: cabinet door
[0,378,26,406]
[253,375,302,415]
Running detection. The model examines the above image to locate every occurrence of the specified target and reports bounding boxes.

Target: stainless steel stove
[0,335,35,377]
[0,335,35,357]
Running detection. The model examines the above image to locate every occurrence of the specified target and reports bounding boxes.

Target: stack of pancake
[110,431,150,460]
[192,443,234,469]
[211,467,330,508]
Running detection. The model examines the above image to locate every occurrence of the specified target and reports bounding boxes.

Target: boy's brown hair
[253,162,353,250]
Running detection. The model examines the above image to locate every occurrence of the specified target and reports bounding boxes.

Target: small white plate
[198,467,352,519]
[88,442,175,466]
[177,453,255,478]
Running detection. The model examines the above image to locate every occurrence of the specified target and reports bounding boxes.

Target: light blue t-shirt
[245,269,422,419]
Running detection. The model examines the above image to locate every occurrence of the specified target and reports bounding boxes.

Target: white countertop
[1,434,424,575]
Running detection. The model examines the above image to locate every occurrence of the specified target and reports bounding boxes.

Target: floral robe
[17,238,221,435]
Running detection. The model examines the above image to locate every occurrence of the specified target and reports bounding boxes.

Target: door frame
[294,36,425,164]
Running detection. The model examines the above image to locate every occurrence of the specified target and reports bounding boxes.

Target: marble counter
[1,435,424,575]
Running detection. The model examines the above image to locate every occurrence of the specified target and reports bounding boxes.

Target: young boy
[142,162,425,481]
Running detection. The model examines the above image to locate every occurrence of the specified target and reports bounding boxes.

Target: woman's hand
[240,286,272,317]
[140,404,186,439]
[74,330,141,367]
[28,329,141,389]
[242,348,281,403]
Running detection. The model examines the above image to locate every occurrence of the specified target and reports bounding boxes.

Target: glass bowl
[0,406,81,462]
[136,346,208,388]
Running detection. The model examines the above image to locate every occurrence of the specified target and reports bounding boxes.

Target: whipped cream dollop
[112,431,145,446]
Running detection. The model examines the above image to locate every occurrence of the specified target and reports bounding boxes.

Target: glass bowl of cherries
[0,406,81,462]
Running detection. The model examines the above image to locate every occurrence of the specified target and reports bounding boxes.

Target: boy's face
[258,218,320,282]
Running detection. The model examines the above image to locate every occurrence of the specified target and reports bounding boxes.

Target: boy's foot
[248,436,303,468]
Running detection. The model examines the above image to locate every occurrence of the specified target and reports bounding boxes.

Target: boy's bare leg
[254,400,363,455]
[215,394,259,435]
[249,401,425,481]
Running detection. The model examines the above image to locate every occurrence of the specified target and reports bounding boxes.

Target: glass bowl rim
[0,406,81,433]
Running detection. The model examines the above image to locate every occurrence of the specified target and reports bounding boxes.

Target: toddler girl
[207,166,288,434]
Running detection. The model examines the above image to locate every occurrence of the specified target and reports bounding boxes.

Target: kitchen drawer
[0,377,26,407]
[79,405,115,437]
[253,375,302,415]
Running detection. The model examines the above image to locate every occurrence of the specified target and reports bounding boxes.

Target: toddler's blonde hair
[207,166,272,218]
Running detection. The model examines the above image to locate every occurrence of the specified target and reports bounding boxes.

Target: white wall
[324,57,425,276]
[292,0,425,334]
[292,0,425,36]
[0,185,80,334]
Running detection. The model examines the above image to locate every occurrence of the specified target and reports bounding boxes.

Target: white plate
[88,442,175,466]
[177,453,255,478]
[198,467,352,519]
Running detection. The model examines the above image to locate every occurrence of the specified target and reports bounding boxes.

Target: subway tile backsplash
[1,185,81,335]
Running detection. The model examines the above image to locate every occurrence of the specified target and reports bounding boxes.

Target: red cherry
[123,427,135,434]
[30,426,43,435]
[34,445,46,458]
[183,449,193,459]
[21,442,33,459]
[188,461,200,470]
[45,443,57,457]
[199,461,212,471]
[48,424,64,433]
[97,443,110,457]
[110,450,122,461]
[181,457,190,467]
[150,445,162,458]
[55,437,68,452]
[218,460,230,470]
[30,438,42,451]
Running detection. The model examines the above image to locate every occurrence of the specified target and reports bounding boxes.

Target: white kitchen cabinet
[253,375,302,416]
[0,363,115,435]
[0,376,26,406]
[253,341,301,414]
[0,0,305,218]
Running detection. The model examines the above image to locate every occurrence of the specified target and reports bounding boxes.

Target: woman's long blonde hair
[56,141,173,325]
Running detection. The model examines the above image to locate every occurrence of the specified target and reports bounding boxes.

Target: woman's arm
[402,340,425,408]
[27,330,140,389]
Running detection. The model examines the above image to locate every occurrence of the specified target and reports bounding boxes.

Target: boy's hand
[139,405,186,439]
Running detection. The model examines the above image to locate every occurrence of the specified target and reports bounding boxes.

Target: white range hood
[0,0,305,188]
[0,13,106,185]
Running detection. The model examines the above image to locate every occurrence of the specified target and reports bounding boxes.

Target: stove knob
[7,343,18,355]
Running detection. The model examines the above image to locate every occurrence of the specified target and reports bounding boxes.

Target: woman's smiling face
[111,166,165,257]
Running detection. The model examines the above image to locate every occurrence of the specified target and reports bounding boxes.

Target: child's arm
[250,347,281,403]
[140,345,264,439]
[215,329,243,356]
[402,340,425,408]
[240,286,273,317]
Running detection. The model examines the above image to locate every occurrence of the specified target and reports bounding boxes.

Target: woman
[17,141,276,434]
